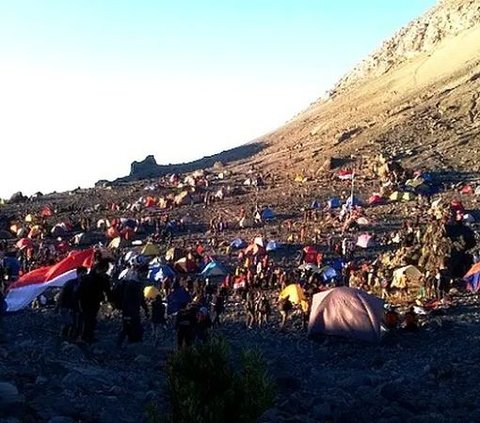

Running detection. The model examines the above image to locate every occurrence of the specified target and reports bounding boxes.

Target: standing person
[151,294,167,346]
[257,293,271,327]
[57,266,87,339]
[117,263,150,346]
[245,291,256,329]
[176,302,196,350]
[77,260,111,344]
[195,305,212,343]
[211,291,225,327]
[279,295,293,329]
[434,267,447,300]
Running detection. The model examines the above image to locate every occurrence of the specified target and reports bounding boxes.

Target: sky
[0,0,436,198]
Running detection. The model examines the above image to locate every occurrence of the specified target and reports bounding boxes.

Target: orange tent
[145,196,156,208]
[40,206,53,218]
[244,243,266,256]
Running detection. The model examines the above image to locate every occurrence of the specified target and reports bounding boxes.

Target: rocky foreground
[2,294,480,423]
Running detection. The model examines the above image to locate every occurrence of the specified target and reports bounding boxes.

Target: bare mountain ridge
[119,0,480,183]
[332,0,480,95]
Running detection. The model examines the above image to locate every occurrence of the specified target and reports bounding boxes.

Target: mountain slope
[119,0,480,182]
[251,0,480,177]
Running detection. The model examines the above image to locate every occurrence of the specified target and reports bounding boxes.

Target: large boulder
[130,155,160,179]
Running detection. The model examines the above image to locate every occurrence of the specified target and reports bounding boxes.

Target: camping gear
[298,263,321,273]
[319,266,338,282]
[356,217,369,226]
[230,238,247,249]
[327,197,341,209]
[279,284,305,305]
[392,265,423,289]
[368,194,382,206]
[464,263,480,292]
[308,287,384,343]
[356,234,374,249]
[261,207,275,220]
[141,242,160,257]
[144,286,160,299]
[266,240,280,252]
[148,264,175,283]
[244,243,266,256]
[346,195,362,208]
[200,261,228,278]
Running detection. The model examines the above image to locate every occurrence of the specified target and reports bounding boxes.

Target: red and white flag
[337,169,354,180]
[6,248,94,312]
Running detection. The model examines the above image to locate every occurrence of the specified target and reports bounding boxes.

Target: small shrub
[161,337,275,423]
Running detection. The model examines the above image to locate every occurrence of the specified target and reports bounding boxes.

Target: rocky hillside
[250,0,480,179]
[332,0,480,95]
[117,0,480,184]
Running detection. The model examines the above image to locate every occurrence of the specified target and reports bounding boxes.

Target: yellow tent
[174,191,192,206]
[294,175,307,183]
[402,192,416,201]
[389,191,401,201]
[25,214,34,223]
[108,237,123,249]
[141,242,160,256]
[144,286,160,299]
[406,178,425,188]
[279,284,305,305]
[389,191,416,202]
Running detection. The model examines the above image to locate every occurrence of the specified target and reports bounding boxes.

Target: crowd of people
[0,159,478,349]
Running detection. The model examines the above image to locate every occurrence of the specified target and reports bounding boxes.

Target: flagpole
[350,171,355,210]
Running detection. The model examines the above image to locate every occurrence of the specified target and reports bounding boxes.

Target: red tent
[145,196,156,208]
[107,226,120,239]
[16,238,33,250]
[40,206,53,218]
[303,246,318,264]
[368,194,383,206]
[450,199,465,214]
